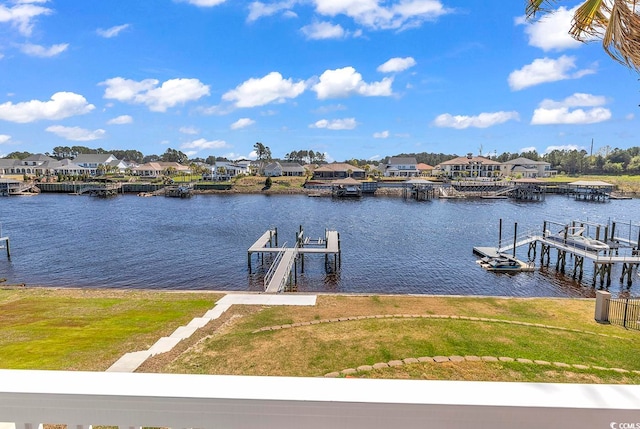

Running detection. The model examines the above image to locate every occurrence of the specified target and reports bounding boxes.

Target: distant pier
[248,226,341,293]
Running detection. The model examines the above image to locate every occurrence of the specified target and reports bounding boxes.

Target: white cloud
[0,92,94,123]
[531,93,611,125]
[45,125,106,141]
[107,115,133,125]
[539,93,607,109]
[519,146,537,153]
[96,24,130,38]
[248,1,297,22]
[222,72,306,108]
[312,66,393,99]
[626,113,635,120]
[301,21,346,39]
[310,117,357,130]
[19,43,68,57]
[373,130,389,138]
[231,117,255,129]
[179,126,199,134]
[178,0,227,6]
[181,138,230,150]
[508,55,595,91]
[543,144,581,154]
[0,134,10,144]
[433,111,520,129]
[377,57,416,73]
[0,1,52,36]
[313,104,346,114]
[531,108,611,125]
[100,77,210,112]
[515,6,584,51]
[314,0,450,30]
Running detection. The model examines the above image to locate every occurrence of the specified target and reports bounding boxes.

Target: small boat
[478,254,534,272]
[544,227,609,252]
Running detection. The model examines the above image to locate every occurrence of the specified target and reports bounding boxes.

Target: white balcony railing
[1,370,639,429]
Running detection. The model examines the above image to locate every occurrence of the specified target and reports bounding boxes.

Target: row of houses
[310,155,555,180]
[0,153,556,181]
[380,155,555,179]
[0,154,195,177]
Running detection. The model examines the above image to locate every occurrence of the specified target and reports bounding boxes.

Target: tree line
[5,144,640,175]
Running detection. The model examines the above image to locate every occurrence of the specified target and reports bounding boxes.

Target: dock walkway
[264,248,298,293]
[248,227,341,293]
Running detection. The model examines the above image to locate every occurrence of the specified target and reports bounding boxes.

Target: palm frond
[526,0,559,18]
[600,0,640,71]
[570,0,607,40]
[526,0,640,72]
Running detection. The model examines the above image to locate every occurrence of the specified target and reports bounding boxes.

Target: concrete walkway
[106,293,317,373]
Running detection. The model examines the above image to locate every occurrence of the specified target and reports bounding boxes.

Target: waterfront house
[208,161,251,181]
[263,162,306,177]
[433,154,502,179]
[132,162,191,177]
[312,163,365,180]
[73,154,126,175]
[1,154,60,177]
[0,159,19,176]
[55,159,91,176]
[502,157,556,178]
[384,157,419,177]
[417,163,434,177]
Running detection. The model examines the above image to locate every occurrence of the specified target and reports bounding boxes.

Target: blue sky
[0,0,638,162]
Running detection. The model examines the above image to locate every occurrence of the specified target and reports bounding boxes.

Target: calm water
[0,193,639,298]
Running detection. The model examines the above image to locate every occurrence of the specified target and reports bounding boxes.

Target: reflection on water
[0,193,638,298]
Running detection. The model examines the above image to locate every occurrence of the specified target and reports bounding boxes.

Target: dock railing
[498,229,539,253]
[263,242,299,292]
[263,242,288,290]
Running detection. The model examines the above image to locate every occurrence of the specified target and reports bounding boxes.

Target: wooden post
[512,222,517,258]
[4,237,10,260]
[611,222,616,241]
[498,218,502,250]
[248,252,252,274]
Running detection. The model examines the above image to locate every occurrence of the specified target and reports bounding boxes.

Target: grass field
[0,288,220,370]
[2,289,638,384]
[139,294,640,383]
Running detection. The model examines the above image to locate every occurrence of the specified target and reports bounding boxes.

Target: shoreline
[1,284,595,300]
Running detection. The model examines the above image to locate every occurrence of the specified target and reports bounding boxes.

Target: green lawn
[3,290,638,384]
[0,288,219,370]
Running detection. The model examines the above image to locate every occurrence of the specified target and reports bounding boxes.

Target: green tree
[603,161,624,174]
[160,148,188,164]
[253,142,271,161]
[527,0,640,70]
[4,151,32,160]
[627,155,640,173]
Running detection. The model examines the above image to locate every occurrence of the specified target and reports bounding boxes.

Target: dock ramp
[264,244,298,293]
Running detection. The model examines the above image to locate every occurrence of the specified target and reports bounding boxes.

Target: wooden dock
[248,227,341,293]
[477,219,640,286]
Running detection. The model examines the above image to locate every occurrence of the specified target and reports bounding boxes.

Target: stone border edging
[323,355,640,378]
[252,313,627,339]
